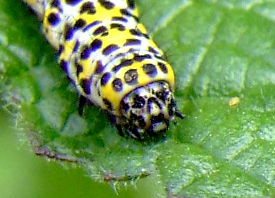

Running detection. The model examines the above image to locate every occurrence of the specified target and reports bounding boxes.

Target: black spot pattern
[24,0,182,140]
[112,78,123,92]
[127,0,135,9]
[65,0,82,5]
[80,2,96,14]
[124,38,141,46]
[143,64,157,77]
[83,21,101,31]
[124,69,138,84]
[158,62,168,73]
[112,59,133,72]
[51,0,61,8]
[110,23,125,31]
[102,44,119,55]
[112,16,127,22]
[99,0,115,9]
[120,9,138,21]
[64,24,74,40]
[129,29,142,36]
[47,13,60,26]
[80,78,92,94]
[148,46,158,54]
[58,44,64,55]
[74,19,86,29]
[73,40,80,52]
[103,98,113,110]
[93,26,108,36]
[95,60,104,73]
[75,59,83,76]
[134,54,151,62]
[132,95,145,108]
[80,45,92,59]
[101,72,111,86]
[60,59,68,73]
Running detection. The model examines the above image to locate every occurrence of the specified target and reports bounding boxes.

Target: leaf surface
[1,0,275,197]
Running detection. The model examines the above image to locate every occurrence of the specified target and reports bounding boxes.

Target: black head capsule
[117,81,183,140]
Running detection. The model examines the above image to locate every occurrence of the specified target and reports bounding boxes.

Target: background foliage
[2,0,275,197]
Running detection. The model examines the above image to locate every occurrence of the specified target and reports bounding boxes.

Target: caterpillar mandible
[22,0,184,140]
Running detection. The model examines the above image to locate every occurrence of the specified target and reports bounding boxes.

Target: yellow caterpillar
[22,0,183,140]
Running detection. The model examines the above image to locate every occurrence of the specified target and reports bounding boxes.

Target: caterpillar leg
[175,109,185,119]
[78,95,87,116]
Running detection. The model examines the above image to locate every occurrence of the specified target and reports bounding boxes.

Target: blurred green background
[0,109,164,198]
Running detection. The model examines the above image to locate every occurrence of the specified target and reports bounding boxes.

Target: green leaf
[1,0,275,197]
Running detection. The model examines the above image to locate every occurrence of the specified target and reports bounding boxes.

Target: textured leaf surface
[1,0,275,197]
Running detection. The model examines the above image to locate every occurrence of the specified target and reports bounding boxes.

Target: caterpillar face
[118,81,178,139]
[22,0,184,140]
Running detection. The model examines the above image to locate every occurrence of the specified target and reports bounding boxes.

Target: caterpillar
[22,0,184,140]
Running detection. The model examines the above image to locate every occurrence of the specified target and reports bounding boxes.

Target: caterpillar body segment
[22,0,183,140]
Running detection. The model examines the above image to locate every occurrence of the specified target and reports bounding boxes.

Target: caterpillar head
[117,81,183,140]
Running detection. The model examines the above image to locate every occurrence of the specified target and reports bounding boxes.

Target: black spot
[154,54,165,60]
[124,69,138,85]
[51,0,61,8]
[97,88,101,97]
[120,8,131,16]
[127,0,135,9]
[93,26,107,36]
[65,0,81,5]
[112,78,123,92]
[138,118,146,128]
[74,19,86,29]
[127,48,136,54]
[103,98,113,110]
[60,59,68,73]
[72,41,80,52]
[132,95,145,108]
[129,29,142,36]
[112,59,133,72]
[90,39,102,51]
[95,60,104,74]
[111,52,124,60]
[102,44,119,55]
[143,33,150,39]
[101,72,111,86]
[101,31,109,37]
[129,112,138,121]
[80,45,92,60]
[112,16,127,22]
[64,24,74,40]
[110,23,125,31]
[79,78,92,95]
[156,90,169,102]
[124,39,141,46]
[120,9,139,21]
[148,46,159,54]
[134,54,151,62]
[121,101,130,112]
[80,2,96,14]
[158,62,168,73]
[58,44,64,55]
[83,21,100,32]
[150,113,167,125]
[47,13,60,26]
[75,59,83,76]
[99,0,115,9]
[143,64,157,77]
